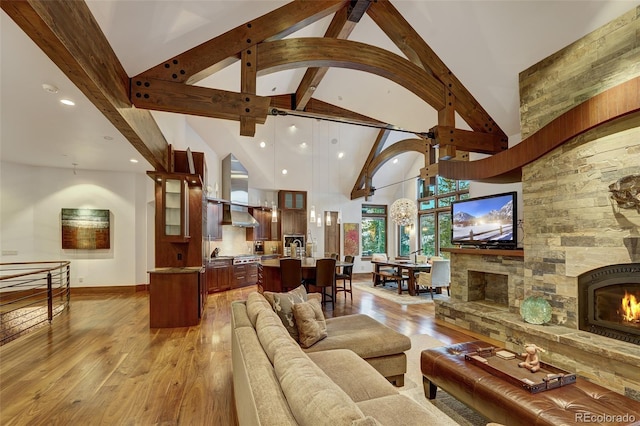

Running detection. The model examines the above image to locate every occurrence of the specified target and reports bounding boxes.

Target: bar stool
[279,258,303,291]
[314,258,336,307]
[335,255,354,301]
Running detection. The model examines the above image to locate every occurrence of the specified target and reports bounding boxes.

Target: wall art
[343,223,359,257]
[61,208,110,249]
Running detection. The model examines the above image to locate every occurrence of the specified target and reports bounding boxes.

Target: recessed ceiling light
[130,159,139,163]
[290,124,296,130]
[104,136,114,141]
[300,142,307,148]
[60,99,75,106]
[281,169,288,175]
[259,141,266,148]
[338,152,344,159]
[393,158,399,164]
[42,83,59,94]
[331,138,338,145]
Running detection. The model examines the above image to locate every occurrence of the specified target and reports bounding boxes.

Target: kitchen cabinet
[207,201,223,241]
[246,208,274,241]
[279,190,306,210]
[207,258,231,293]
[281,210,307,236]
[149,267,204,328]
[232,263,258,288]
[162,177,190,242]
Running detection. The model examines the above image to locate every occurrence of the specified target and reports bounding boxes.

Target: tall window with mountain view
[418,177,469,257]
[361,204,387,257]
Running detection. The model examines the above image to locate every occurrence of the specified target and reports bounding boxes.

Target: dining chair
[314,258,336,307]
[329,252,339,260]
[417,259,450,298]
[279,258,303,291]
[335,255,354,301]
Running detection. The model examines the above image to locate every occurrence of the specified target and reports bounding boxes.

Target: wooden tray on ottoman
[464,346,576,394]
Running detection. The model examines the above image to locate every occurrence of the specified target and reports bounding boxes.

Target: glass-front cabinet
[163,177,189,241]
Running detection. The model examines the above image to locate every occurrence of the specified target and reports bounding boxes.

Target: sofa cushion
[246,291,272,328]
[292,298,327,348]
[308,349,398,402]
[233,327,297,425]
[255,307,299,365]
[274,343,366,425]
[303,314,411,359]
[264,285,308,340]
[231,301,252,329]
[357,394,442,425]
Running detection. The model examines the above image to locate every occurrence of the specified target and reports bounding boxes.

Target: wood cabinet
[281,210,307,236]
[207,259,231,293]
[246,208,275,241]
[279,190,306,210]
[149,268,204,328]
[162,177,190,241]
[232,263,258,288]
[207,201,223,241]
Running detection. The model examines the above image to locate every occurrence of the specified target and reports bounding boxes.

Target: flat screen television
[451,191,517,249]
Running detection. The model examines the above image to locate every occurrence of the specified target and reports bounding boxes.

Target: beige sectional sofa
[231,290,441,425]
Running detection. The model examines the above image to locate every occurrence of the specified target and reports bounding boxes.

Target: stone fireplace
[578,263,640,345]
[435,5,640,400]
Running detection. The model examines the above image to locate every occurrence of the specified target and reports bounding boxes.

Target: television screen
[451,192,517,248]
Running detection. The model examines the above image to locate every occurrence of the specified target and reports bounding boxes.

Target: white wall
[0,161,152,287]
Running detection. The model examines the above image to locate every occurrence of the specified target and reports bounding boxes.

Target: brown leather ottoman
[421,341,640,426]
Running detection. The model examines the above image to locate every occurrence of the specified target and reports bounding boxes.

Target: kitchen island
[258,257,352,293]
[149,266,205,328]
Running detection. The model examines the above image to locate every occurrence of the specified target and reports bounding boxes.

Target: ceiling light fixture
[338,152,344,159]
[130,159,139,163]
[60,99,75,106]
[42,83,59,94]
[104,136,114,141]
[259,141,266,148]
[300,142,307,148]
[390,198,417,226]
[281,169,287,175]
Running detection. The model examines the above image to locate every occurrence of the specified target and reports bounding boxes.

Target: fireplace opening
[578,263,640,345]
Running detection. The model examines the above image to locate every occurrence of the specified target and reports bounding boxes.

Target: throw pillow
[263,285,307,341]
[292,298,327,348]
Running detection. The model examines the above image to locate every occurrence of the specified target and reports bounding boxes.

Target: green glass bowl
[520,296,552,325]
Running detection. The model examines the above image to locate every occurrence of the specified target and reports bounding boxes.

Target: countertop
[149,266,204,274]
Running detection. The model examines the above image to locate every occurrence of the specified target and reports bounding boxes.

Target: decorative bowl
[520,296,552,325]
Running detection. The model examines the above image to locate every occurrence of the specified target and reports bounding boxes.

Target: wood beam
[438,76,640,183]
[257,38,446,111]
[136,0,346,85]
[240,47,259,136]
[366,0,508,143]
[2,0,169,171]
[130,78,270,124]
[431,126,507,155]
[367,139,429,177]
[295,3,360,110]
[351,129,390,200]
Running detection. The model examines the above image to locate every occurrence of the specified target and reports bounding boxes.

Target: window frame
[361,203,387,259]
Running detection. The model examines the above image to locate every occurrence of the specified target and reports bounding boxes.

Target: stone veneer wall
[519,5,640,329]
[436,6,640,399]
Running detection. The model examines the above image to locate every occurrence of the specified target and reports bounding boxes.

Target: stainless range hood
[221,154,259,228]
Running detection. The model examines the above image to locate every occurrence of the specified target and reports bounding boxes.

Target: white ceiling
[2,1,638,185]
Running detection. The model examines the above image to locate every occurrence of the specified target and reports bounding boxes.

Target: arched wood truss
[6,0,537,195]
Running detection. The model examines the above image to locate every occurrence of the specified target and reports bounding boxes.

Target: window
[398,224,411,257]
[417,176,469,257]
[361,204,387,257]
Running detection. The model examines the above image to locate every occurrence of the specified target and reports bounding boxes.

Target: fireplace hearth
[578,263,640,345]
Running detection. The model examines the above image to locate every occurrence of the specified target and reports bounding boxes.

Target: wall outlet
[78,277,84,283]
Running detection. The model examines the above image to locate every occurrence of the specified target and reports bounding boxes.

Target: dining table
[258,257,353,293]
[371,259,431,296]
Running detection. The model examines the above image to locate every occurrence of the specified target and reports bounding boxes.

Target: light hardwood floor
[0,275,473,425]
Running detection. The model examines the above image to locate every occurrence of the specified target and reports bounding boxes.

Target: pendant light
[326,211,332,226]
[310,121,316,223]
[271,119,278,223]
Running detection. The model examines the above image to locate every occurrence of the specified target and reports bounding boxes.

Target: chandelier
[390,198,417,226]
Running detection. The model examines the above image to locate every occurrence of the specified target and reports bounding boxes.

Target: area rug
[353,281,449,305]
[399,334,490,426]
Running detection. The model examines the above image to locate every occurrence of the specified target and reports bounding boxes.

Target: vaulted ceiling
[2,1,638,195]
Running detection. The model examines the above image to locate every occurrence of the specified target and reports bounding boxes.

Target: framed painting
[343,223,359,257]
[61,208,110,249]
